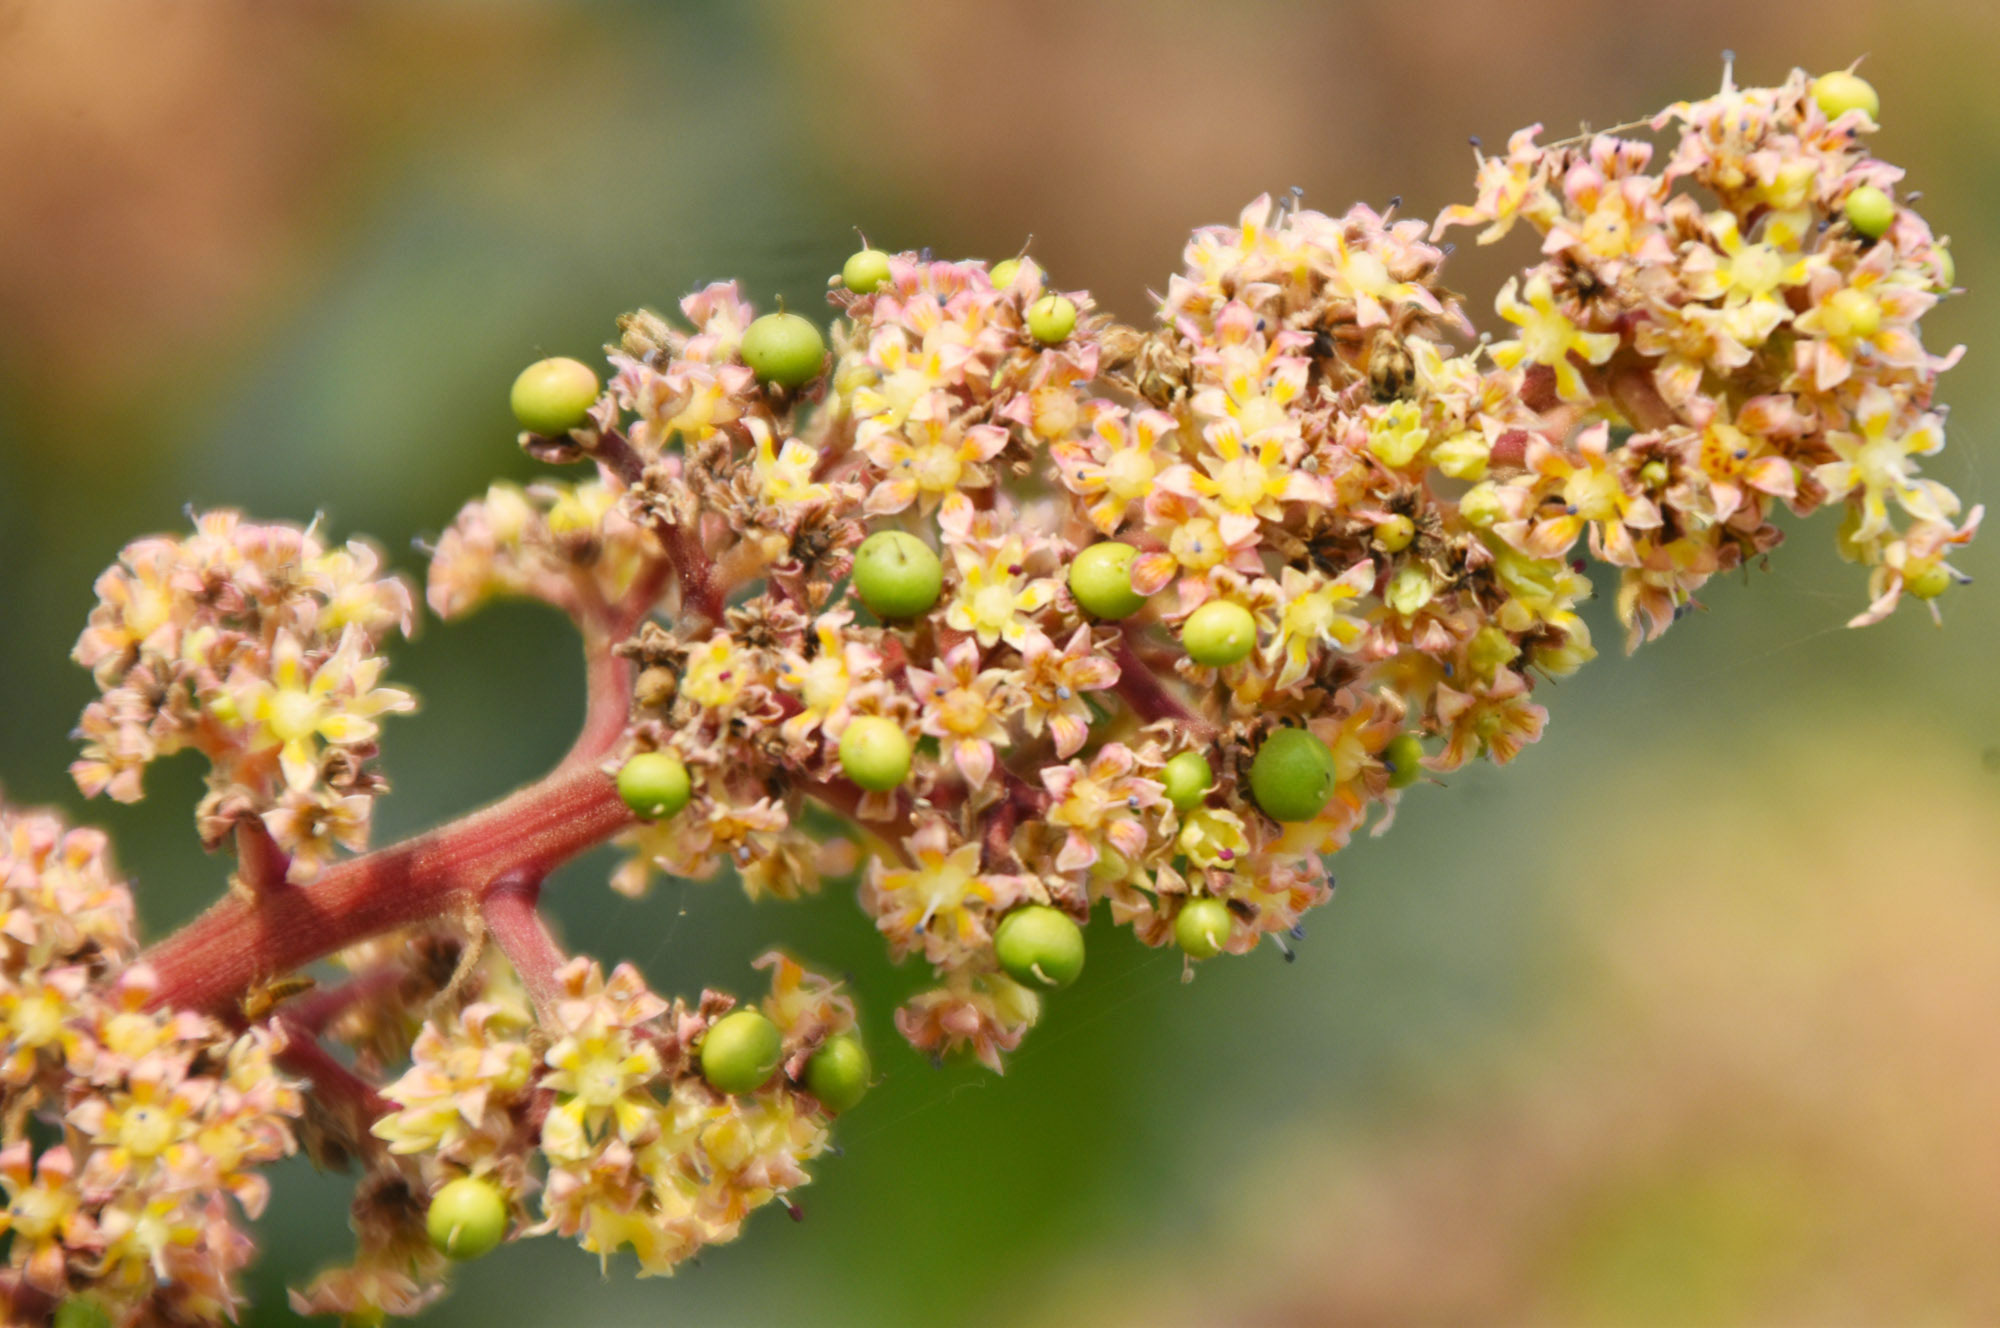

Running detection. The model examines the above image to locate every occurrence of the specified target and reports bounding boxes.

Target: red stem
[142,644,637,1017]
[235,819,292,895]
[274,1015,395,1155]
[144,762,630,1017]
[277,1016,391,1117]
[1109,629,1212,738]
[284,964,406,1037]
[593,427,725,625]
[482,877,568,1013]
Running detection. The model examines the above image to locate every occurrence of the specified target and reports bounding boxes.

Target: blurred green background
[2,1,1996,1323]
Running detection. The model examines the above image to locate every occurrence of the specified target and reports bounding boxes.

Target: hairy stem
[143,640,637,1016]
[283,964,406,1037]
[482,876,567,1014]
[234,819,292,896]
[274,1014,397,1162]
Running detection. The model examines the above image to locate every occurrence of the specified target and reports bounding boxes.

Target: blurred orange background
[1,3,1996,1324]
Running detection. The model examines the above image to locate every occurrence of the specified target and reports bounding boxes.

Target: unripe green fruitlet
[1161,750,1214,812]
[852,530,943,619]
[741,312,827,388]
[54,1300,113,1328]
[1249,726,1338,822]
[838,716,912,791]
[1906,561,1952,599]
[842,248,893,294]
[1376,514,1416,553]
[701,1009,784,1095]
[427,1176,510,1261]
[616,751,692,820]
[1936,245,1955,291]
[991,257,1036,289]
[1027,293,1077,344]
[1383,731,1425,790]
[1175,897,1232,960]
[804,1034,872,1113]
[1812,70,1880,121]
[510,357,599,436]
[1844,185,1895,240]
[1181,600,1258,667]
[1068,541,1149,619]
[993,904,1086,989]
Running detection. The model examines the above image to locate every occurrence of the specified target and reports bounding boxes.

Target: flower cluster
[0,807,300,1325]
[299,951,851,1318]
[505,66,1970,1083]
[6,62,1971,1325]
[71,511,416,882]
[1437,62,1973,634]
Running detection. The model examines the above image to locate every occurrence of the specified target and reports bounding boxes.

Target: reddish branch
[481,875,567,1013]
[145,760,631,1017]
[142,542,1213,1025]
[276,1015,393,1124]
[1110,628,1213,739]
[282,964,406,1037]
[233,820,292,896]
[592,428,725,625]
[143,639,638,1017]
[272,1014,401,1169]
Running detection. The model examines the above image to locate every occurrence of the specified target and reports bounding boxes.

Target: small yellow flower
[681,634,761,713]
[1814,386,1950,547]
[234,628,414,792]
[1488,272,1620,402]
[1188,420,1294,521]
[1052,404,1180,535]
[1366,401,1432,469]
[860,399,1006,517]
[540,961,669,1157]
[945,541,1054,649]
[1269,562,1373,688]
[749,421,831,511]
[1177,808,1251,869]
[868,818,1014,965]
